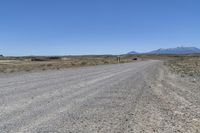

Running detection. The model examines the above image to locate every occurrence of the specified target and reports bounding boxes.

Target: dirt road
[0,61,200,133]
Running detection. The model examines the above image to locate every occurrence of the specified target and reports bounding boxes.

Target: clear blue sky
[0,0,200,56]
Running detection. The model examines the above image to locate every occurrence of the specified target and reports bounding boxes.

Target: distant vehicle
[132,58,138,60]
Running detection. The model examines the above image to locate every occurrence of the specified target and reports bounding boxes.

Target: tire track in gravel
[0,61,158,133]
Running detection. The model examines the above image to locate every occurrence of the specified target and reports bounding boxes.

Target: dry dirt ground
[0,56,133,73]
[0,60,200,133]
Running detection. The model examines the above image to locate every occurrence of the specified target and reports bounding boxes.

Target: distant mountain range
[127,51,138,54]
[127,47,200,55]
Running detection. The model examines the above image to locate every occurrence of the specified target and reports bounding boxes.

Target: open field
[1,54,200,73]
[0,55,135,73]
[165,56,200,77]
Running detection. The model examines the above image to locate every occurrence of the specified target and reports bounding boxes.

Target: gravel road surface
[0,60,200,133]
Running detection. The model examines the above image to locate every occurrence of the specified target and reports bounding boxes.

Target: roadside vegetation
[1,54,200,74]
[0,55,135,73]
[165,55,200,77]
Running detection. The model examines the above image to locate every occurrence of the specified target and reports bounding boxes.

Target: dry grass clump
[165,58,200,77]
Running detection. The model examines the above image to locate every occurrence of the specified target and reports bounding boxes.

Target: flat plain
[0,56,200,133]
